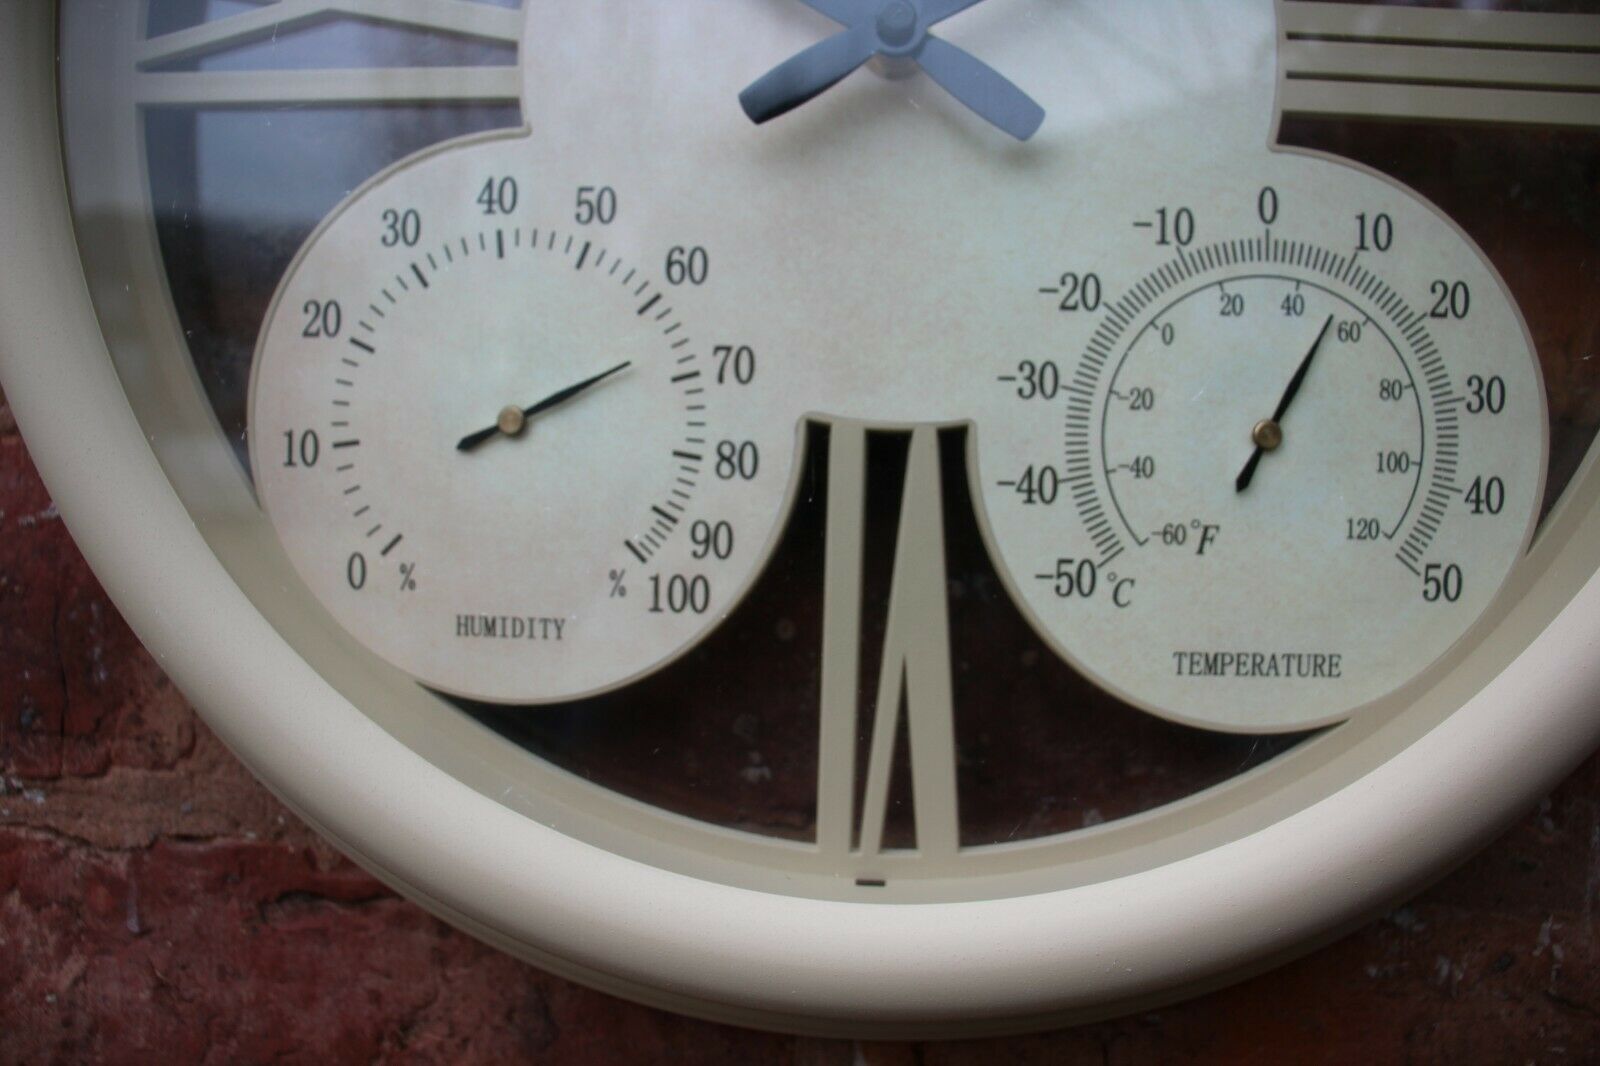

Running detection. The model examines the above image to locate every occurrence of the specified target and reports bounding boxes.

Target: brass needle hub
[1252,418,1283,451]
[497,405,526,437]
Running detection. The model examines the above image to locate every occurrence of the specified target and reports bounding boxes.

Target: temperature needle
[457,361,632,452]
[1235,315,1334,493]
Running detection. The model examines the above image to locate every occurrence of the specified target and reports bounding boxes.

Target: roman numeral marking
[817,424,958,865]
[130,0,521,106]
[1279,2,1600,128]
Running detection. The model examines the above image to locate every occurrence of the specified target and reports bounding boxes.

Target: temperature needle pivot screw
[1251,419,1283,452]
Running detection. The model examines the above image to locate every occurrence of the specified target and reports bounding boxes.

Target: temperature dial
[984,234,1545,731]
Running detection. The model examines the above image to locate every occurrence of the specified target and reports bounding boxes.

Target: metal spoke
[133,66,521,106]
[137,0,521,68]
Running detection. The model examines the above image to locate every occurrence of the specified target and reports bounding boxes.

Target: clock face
[245,3,1550,729]
[9,0,1599,1035]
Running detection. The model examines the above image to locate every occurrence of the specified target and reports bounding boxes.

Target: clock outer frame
[4,2,1600,1037]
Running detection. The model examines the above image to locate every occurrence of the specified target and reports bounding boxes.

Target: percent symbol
[608,569,627,597]
[399,562,418,591]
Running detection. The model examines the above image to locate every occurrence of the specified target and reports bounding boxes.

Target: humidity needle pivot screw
[498,405,526,437]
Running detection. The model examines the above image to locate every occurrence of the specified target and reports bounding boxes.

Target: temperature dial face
[986,232,1546,732]
[250,152,789,702]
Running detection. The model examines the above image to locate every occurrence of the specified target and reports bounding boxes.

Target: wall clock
[2,0,1599,1037]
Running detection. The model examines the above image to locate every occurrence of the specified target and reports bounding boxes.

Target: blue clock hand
[917,35,1045,141]
[740,0,1045,141]
[798,0,985,27]
[740,23,880,126]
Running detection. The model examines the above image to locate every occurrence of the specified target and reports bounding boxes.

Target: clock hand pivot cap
[877,2,920,50]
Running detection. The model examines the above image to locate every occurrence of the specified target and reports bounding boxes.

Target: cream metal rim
[5,2,1600,1036]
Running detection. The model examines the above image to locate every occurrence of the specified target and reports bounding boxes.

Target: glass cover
[57,0,1600,898]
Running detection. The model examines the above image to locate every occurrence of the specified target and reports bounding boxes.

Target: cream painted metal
[1277,0,1600,128]
[246,145,800,702]
[132,66,521,106]
[132,0,522,66]
[130,0,521,105]
[6,0,1600,1036]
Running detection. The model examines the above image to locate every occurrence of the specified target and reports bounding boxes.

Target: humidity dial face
[250,144,793,702]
